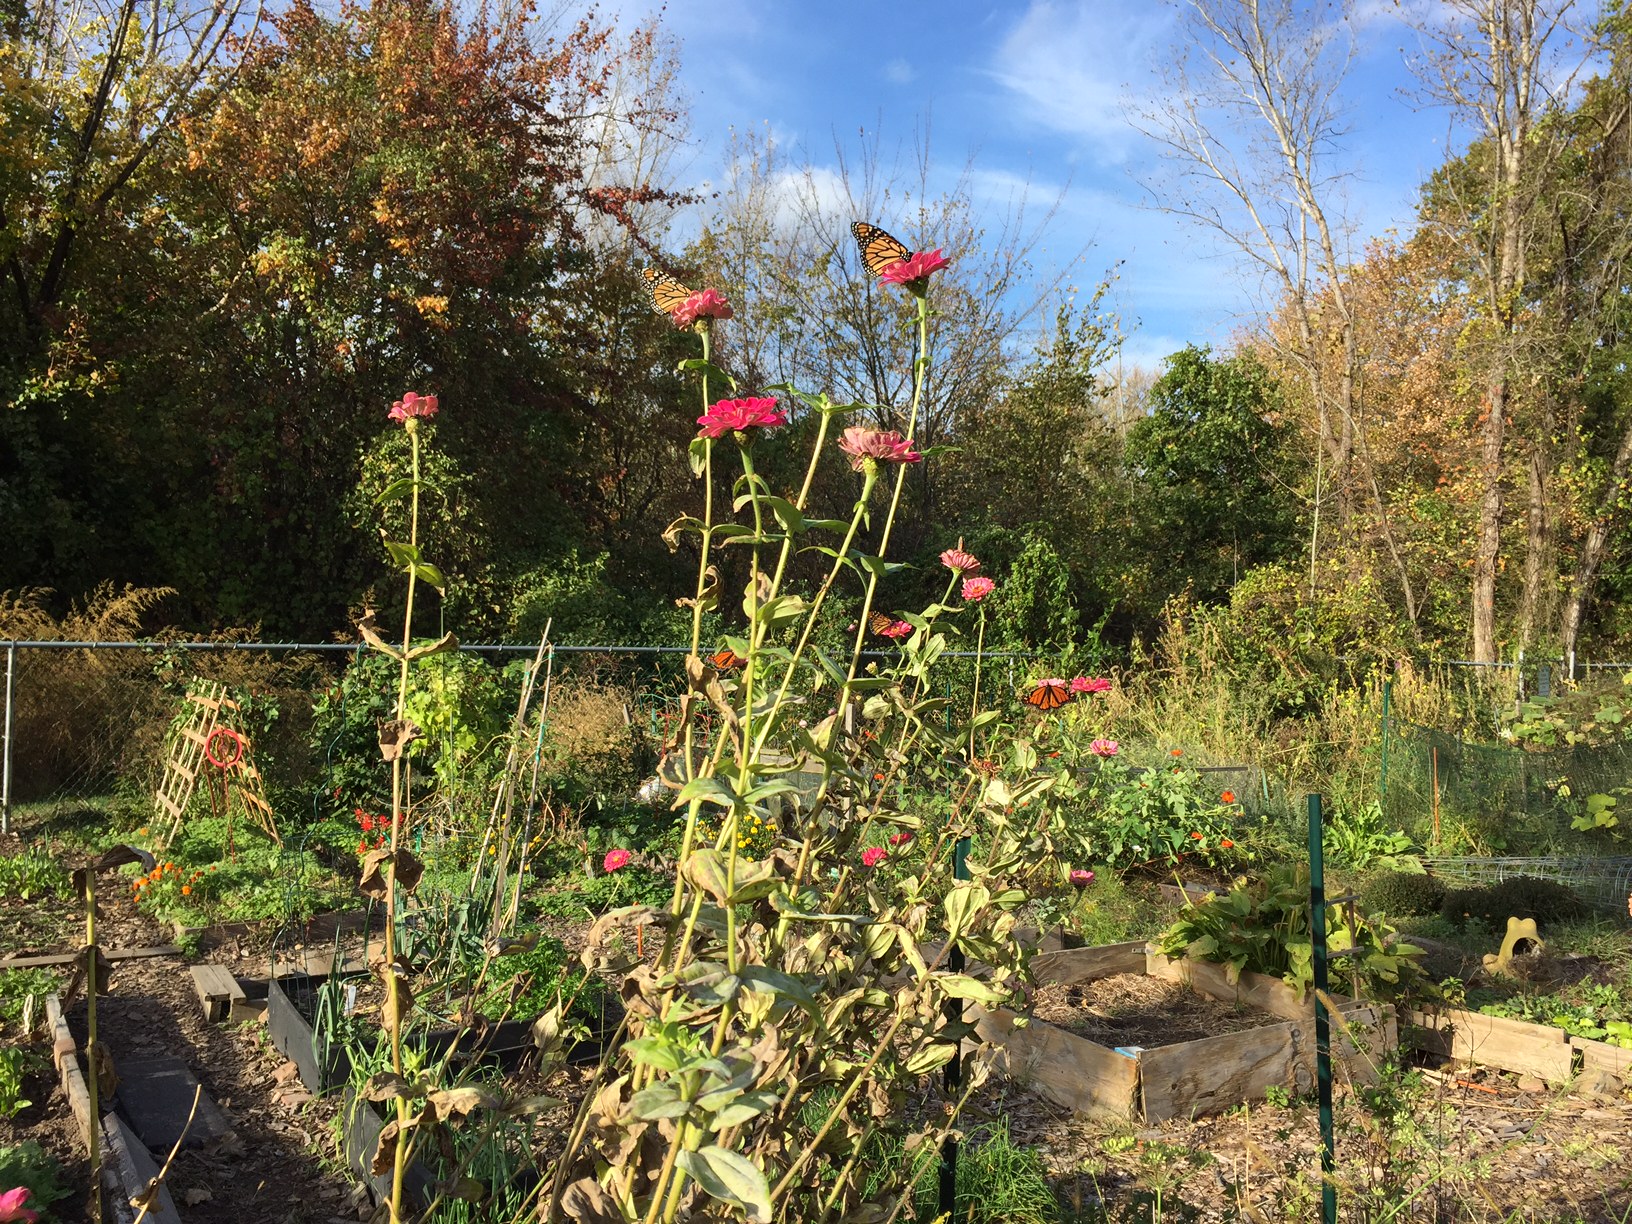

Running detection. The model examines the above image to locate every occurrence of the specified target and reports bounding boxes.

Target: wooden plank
[1031,941,1149,986]
[1312,1004,1395,1088]
[1158,882,1217,906]
[1146,950,1311,1022]
[1141,1020,1306,1123]
[1406,1007,1573,1082]
[104,1112,180,1222]
[973,1005,1140,1120]
[0,945,181,970]
[190,964,246,1023]
[46,994,94,1148]
[1572,1036,1632,1078]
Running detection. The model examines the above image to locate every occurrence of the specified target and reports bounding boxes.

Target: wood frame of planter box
[1404,1005,1632,1086]
[974,941,1397,1123]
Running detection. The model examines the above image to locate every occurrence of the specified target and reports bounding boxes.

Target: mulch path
[1030,972,1285,1048]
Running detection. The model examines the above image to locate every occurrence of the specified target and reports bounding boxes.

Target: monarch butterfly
[643,266,695,316]
[710,648,746,671]
[1021,679,1074,711]
[869,612,914,639]
[850,221,912,278]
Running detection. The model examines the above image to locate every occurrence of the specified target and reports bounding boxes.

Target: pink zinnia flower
[838,426,923,471]
[861,847,887,868]
[0,1188,38,1224]
[1072,676,1112,695]
[888,831,912,846]
[1088,738,1119,757]
[878,248,951,293]
[1069,869,1096,888]
[670,287,734,329]
[696,396,787,439]
[603,849,632,873]
[877,619,913,640]
[940,543,981,575]
[389,391,439,423]
[962,576,996,602]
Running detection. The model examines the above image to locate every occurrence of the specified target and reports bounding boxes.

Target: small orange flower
[1170,749,1183,758]
[1221,790,1236,804]
[181,885,192,896]
[1190,831,1204,840]
[873,772,886,781]
[1220,839,1235,849]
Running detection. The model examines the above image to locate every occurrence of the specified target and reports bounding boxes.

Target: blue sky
[607,0,1469,370]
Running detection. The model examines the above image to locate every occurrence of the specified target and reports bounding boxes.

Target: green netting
[1382,716,1632,855]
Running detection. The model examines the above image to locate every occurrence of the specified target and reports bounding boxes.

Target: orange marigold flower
[1221,790,1236,804]
[1170,749,1183,757]
[181,885,192,896]
[1220,839,1235,849]
[1190,831,1204,840]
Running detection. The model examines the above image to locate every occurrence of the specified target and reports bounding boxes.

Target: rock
[1516,1075,1547,1093]
[272,1060,301,1085]
[1573,1068,1623,1100]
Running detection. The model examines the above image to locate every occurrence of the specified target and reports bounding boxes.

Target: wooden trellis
[155,682,280,849]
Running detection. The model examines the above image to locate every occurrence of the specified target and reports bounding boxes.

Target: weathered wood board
[1571,1035,1631,1079]
[973,1005,1140,1119]
[1141,1020,1309,1122]
[1030,940,1147,985]
[1406,1006,1574,1083]
[190,963,247,1023]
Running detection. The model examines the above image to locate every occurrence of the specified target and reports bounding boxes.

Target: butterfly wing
[1023,683,1071,711]
[643,267,694,315]
[868,611,896,636]
[850,221,912,278]
[710,648,745,670]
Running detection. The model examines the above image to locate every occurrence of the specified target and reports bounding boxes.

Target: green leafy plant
[0,848,69,900]
[1156,863,1426,999]
[1479,983,1632,1048]
[1360,870,1446,917]
[0,1142,68,1217]
[1324,800,1419,872]
[0,1048,33,1119]
[0,969,60,1037]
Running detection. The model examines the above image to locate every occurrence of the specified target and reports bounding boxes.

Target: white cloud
[987,0,1176,159]
[884,57,915,85]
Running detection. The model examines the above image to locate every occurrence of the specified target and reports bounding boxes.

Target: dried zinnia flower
[696,396,787,439]
[838,426,922,471]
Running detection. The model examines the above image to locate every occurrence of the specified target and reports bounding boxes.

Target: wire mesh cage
[1419,855,1632,915]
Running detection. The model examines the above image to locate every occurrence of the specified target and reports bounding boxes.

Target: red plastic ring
[205,727,244,769]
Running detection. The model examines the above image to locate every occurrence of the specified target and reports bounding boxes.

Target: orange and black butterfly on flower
[868,612,914,640]
[709,648,747,671]
[643,266,695,317]
[1021,678,1074,712]
[850,221,912,278]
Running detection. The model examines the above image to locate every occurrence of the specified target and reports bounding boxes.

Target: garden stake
[939,832,970,1220]
[84,866,102,1223]
[1307,793,1336,1224]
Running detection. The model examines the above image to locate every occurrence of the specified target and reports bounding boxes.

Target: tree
[1133,0,1365,589]
[1408,0,1593,661]
[1125,346,1298,605]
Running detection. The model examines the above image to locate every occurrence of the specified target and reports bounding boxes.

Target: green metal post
[1308,794,1337,1224]
[1379,676,1391,799]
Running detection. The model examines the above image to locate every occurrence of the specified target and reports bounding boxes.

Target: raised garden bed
[974,941,1396,1122]
[1404,1005,1631,1087]
[267,970,620,1094]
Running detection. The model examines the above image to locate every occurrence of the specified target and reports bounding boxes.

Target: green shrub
[1361,871,1446,917]
[1438,876,1588,928]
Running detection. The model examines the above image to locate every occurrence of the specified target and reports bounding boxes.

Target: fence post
[1,642,13,836]
[1378,677,1390,801]
[1307,793,1337,1224]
